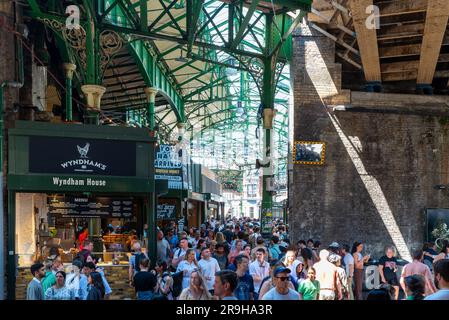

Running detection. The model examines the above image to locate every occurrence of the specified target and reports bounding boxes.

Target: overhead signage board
[48,196,134,218]
[154,144,188,190]
[29,136,136,176]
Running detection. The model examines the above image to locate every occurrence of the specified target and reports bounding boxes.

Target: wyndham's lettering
[60,159,107,171]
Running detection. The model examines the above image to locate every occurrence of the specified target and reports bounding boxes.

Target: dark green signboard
[8,121,156,193]
[29,136,136,176]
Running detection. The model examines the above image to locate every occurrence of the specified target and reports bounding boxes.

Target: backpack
[171,271,184,298]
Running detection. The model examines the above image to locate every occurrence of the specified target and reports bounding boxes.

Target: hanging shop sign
[154,144,188,190]
[157,203,177,220]
[29,136,136,176]
[208,203,218,209]
[48,196,134,218]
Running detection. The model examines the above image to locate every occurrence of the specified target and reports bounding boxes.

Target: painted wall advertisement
[154,144,189,190]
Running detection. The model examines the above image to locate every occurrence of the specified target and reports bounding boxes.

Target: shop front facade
[155,144,224,231]
[7,121,157,299]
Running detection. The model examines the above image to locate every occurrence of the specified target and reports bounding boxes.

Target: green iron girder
[128,40,185,121]
[231,0,261,49]
[186,0,205,55]
[26,0,186,122]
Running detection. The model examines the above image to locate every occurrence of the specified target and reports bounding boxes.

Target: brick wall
[1,0,19,300]
[289,22,449,259]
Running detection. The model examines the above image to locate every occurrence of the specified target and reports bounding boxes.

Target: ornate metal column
[144,87,158,132]
[260,14,277,235]
[144,87,158,267]
[81,84,106,125]
[63,63,76,121]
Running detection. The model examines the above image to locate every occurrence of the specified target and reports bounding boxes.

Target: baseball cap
[328,253,341,264]
[273,267,291,277]
[329,242,340,248]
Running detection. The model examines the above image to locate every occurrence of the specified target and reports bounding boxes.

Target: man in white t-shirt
[171,238,189,268]
[262,267,300,300]
[342,244,354,300]
[425,259,449,300]
[198,247,221,294]
[249,248,270,300]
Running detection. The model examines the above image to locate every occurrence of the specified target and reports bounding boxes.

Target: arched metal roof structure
[25,0,312,196]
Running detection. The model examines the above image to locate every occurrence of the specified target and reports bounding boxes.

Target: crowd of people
[26,216,449,301]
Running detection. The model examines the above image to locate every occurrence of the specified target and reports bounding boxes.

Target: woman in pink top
[228,240,243,265]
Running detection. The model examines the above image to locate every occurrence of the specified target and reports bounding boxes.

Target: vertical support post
[147,130,157,268]
[147,190,156,269]
[7,191,15,300]
[260,14,276,236]
[140,0,148,32]
[63,63,76,121]
[0,83,5,300]
[82,0,98,85]
[144,87,158,132]
[81,84,106,125]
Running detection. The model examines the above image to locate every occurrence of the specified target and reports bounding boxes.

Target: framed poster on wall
[425,208,449,245]
[293,141,326,165]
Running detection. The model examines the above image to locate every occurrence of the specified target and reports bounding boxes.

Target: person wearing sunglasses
[261,267,300,300]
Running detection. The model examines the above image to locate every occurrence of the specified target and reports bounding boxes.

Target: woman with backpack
[156,261,174,300]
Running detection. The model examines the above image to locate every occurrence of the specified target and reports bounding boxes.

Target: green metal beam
[231,0,261,49]
[101,23,265,59]
[140,0,148,32]
[128,40,185,122]
[153,13,186,33]
[184,76,228,99]
[187,0,204,55]
[177,65,220,88]
[270,10,307,57]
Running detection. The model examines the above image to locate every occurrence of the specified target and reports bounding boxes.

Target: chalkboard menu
[157,203,176,220]
[48,196,134,218]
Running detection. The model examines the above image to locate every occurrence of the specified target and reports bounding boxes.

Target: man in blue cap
[262,267,301,300]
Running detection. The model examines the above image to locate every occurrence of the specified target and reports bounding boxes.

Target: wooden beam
[382,69,449,82]
[381,54,449,74]
[382,71,418,81]
[417,0,449,84]
[381,60,418,74]
[378,0,427,17]
[379,43,422,58]
[377,23,424,41]
[309,22,359,55]
[349,0,381,82]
